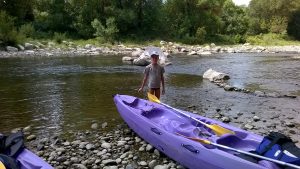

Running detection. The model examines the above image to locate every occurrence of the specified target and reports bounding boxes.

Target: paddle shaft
[160,102,209,127]
[209,141,300,169]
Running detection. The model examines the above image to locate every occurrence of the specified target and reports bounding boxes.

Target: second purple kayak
[113,94,283,169]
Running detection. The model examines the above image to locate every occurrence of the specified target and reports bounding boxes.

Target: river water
[0,54,299,140]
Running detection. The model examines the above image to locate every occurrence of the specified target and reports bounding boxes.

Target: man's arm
[161,74,165,95]
[138,74,148,92]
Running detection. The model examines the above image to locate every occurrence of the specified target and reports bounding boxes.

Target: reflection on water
[0,54,299,136]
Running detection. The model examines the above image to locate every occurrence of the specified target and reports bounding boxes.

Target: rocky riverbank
[2,41,300,59]
[20,124,184,169]
[17,104,299,169]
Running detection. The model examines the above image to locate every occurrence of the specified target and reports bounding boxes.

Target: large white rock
[122,56,134,61]
[188,51,197,55]
[131,48,144,57]
[133,55,151,66]
[203,69,230,82]
[6,46,18,52]
[198,51,212,55]
[24,43,35,50]
[133,46,170,66]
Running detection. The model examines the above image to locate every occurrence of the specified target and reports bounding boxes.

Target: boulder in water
[203,69,230,82]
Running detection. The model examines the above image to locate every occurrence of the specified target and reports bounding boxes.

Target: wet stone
[146,144,154,151]
[244,124,254,130]
[26,135,36,141]
[149,160,158,169]
[289,130,296,134]
[286,122,295,128]
[221,117,230,123]
[102,159,117,166]
[253,116,260,122]
[101,142,111,149]
[102,122,108,128]
[73,164,88,169]
[154,165,168,169]
[139,161,147,166]
[91,123,98,130]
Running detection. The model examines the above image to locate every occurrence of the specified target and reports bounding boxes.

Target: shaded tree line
[1,0,300,46]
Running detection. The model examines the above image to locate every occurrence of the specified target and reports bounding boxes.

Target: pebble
[102,159,117,166]
[253,116,260,122]
[154,165,169,169]
[244,124,254,130]
[73,164,88,169]
[91,123,98,130]
[101,142,111,149]
[286,122,295,128]
[23,126,32,132]
[146,144,154,151]
[221,117,230,123]
[102,122,108,128]
[26,135,36,141]
[139,161,147,166]
[149,160,157,168]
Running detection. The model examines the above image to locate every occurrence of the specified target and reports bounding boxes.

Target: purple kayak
[0,133,53,169]
[18,149,53,169]
[113,94,282,169]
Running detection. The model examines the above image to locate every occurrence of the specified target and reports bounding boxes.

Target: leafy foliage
[92,17,119,43]
[19,23,35,38]
[53,32,66,44]
[221,0,249,35]
[287,10,300,40]
[0,11,24,45]
[1,0,300,46]
[248,0,300,34]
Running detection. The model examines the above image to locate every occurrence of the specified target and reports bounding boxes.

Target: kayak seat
[216,134,258,152]
[124,99,157,114]
[122,97,138,105]
[171,121,196,137]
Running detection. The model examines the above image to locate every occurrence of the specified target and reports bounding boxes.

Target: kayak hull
[18,149,53,169]
[113,94,281,169]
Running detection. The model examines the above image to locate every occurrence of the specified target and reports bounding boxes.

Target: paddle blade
[176,133,211,144]
[209,124,235,136]
[147,92,161,103]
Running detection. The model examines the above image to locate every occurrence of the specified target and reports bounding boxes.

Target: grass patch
[246,33,300,46]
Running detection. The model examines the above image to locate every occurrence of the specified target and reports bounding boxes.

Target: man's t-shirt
[144,64,165,88]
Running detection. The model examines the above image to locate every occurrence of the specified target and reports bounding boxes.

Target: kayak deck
[124,96,260,153]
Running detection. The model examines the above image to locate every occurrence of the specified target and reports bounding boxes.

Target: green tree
[164,0,225,42]
[287,10,300,40]
[0,0,34,26]
[248,0,300,34]
[221,0,249,35]
[69,0,111,39]
[92,17,119,43]
[0,11,24,46]
[47,0,73,33]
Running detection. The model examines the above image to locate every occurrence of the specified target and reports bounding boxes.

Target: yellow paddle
[0,161,5,169]
[177,133,300,169]
[147,92,235,136]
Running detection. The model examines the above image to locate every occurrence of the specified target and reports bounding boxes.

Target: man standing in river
[138,51,165,99]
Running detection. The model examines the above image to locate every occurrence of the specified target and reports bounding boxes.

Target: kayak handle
[182,144,199,154]
[151,128,162,135]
